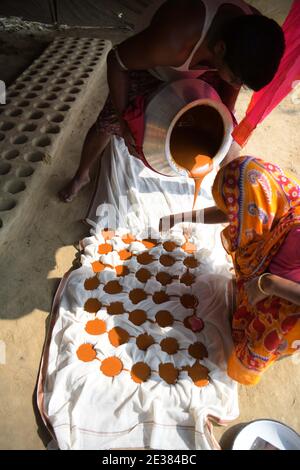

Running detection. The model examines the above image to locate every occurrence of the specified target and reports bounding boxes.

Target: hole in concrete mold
[44,94,57,101]
[51,86,62,92]
[37,102,50,109]
[85,68,93,72]
[4,149,19,160]
[0,219,2,228]
[0,132,5,141]
[73,80,84,86]
[29,111,44,119]
[69,87,80,94]
[24,92,38,99]
[23,77,31,82]
[9,109,23,117]
[19,123,37,132]
[0,196,16,211]
[6,179,26,194]
[0,162,11,175]
[17,165,34,177]
[50,113,64,123]
[34,136,51,147]
[55,79,67,84]
[17,100,30,107]
[12,135,28,145]
[26,151,44,162]
[15,83,25,90]
[79,73,89,79]
[69,67,77,71]
[61,72,70,78]
[0,122,14,131]
[32,85,43,91]
[42,124,60,134]
[64,96,75,103]
[73,61,81,65]
[55,104,70,112]
[56,60,64,64]
[7,91,19,98]
[38,77,48,83]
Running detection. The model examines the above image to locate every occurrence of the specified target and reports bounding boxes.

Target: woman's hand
[244,276,269,305]
[119,119,142,159]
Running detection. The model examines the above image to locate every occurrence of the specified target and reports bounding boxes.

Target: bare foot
[59,174,90,202]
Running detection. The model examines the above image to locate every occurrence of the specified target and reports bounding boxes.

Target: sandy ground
[0,0,300,450]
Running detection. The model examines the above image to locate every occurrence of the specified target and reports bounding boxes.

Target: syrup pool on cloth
[41,229,238,450]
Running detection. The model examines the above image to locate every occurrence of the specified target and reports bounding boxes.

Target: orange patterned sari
[212,156,300,385]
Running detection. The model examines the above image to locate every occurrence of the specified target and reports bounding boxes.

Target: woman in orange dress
[161,156,300,385]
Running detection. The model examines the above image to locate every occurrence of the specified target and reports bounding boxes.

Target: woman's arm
[159,205,228,231]
[245,273,300,306]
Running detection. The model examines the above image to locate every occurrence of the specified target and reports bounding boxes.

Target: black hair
[221,15,285,91]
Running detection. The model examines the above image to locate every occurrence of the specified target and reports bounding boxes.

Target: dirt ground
[0,0,300,450]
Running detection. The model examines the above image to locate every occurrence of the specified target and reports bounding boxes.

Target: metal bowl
[143,78,234,177]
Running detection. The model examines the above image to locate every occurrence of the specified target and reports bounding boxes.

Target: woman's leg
[59,123,111,203]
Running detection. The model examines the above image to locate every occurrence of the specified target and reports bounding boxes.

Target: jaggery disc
[84,298,102,313]
[91,261,106,273]
[84,276,100,291]
[115,265,129,277]
[180,272,195,286]
[155,310,174,327]
[108,327,130,347]
[85,318,106,335]
[98,243,113,255]
[186,362,209,387]
[163,241,177,252]
[104,280,123,294]
[102,229,115,240]
[100,356,123,377]
[188,342,208,359]
[136,333,155,351]
[142,238,158,249]
[128,309,147,326]
[153,291,170,304]
[183,256,199,268]
[159,254,176,267]
[180,294,199,309]
[129,288,148,304]
[131,362,151,383]
[136,268,152,283]
[122,233,135,244]
[119,249,132,260]
[137,252,154,265]
[184,315,204,332]
[159,363,179,385]
[160,337,179,355]
[181,242,197,254]
[156,272,173,286]
[107,302,125,315]
[76,344,97,362]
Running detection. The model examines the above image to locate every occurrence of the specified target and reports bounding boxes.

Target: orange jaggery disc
[188,342,208,360]
[91,261,106,273]
[76,343,97,362]
[180,272,195,286]
[98,243,113,255]
[122,233,136,244]
[115,265,129,277]
[183,256,199,269]
[160,337,179,355]
[129,288,148,304]
[100,356,123,377]
[137,252,154,265]
[128,309,147,326]
[159,363,179,385]
[84,298,102,313]
[184,315,204,332]
[163,241,178,252]
[153,291,170,304]
[102,229,115,240]
[108,327,130,347]
[104,280,123,294]
[155,310,174,327]
[119,249,132,260]
[84,276,100,290]
[142,238,158,249]
[156,272,173,286]
[159,254,176,267]
[85,318,106,335]
[180,294,199,309]
[136,268,152,283]
[181,242,197,254]
[131,362,151,384]
[185,362,209,387]
[136,333,155,351]
[107,302,125,315]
